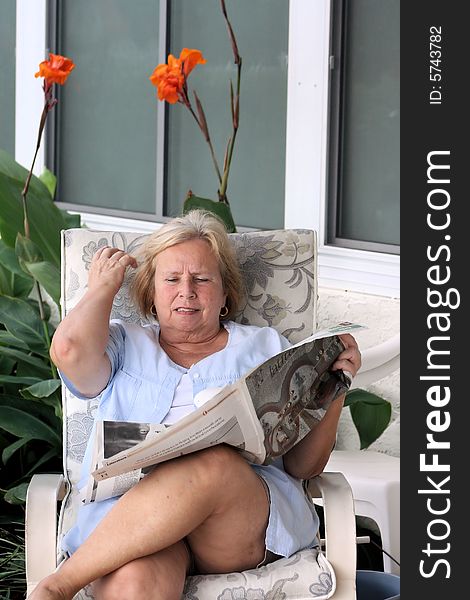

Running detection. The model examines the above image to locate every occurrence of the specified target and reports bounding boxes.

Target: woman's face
[153,239,227,341]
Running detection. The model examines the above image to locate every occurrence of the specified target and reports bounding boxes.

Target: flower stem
[219,57,241,202]
[37,285,58,379]
[218,0,242,203]
[186,101,223,185]
[20,88,58,379]
[21,104,48,237]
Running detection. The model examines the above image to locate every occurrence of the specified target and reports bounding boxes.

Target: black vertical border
[401,2,467,598]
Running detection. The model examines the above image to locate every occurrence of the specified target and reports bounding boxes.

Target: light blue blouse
[61,320,319,558]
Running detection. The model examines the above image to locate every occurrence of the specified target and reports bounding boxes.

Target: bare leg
[28,446,269,599]
[93,541,189,600]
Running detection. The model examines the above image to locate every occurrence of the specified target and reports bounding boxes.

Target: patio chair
[322,332,400,575]
[25,227,394,599]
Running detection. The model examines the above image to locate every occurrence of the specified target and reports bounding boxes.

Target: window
[49,0,288,230]
[0,1,16,156]
[15,0,400,295]
[327,0,399,254]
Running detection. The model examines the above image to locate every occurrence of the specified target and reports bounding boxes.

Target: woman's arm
[50,247,137,397]
[282,334,361,480]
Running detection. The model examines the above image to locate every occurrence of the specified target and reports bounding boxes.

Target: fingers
[93,247,138,269]
[87,247,137,296]
[338,333,358,348]
[332,334,362,378]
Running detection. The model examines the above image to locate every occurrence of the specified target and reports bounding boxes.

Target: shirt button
[193,373,200,379]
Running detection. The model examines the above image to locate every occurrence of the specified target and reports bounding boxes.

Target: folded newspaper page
[86,322,364,503]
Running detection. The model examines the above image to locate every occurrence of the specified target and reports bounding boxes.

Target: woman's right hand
[88,247,138,297]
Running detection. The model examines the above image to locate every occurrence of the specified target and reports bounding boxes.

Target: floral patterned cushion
[58,228,326,600]
[182,548,335,600]
[73,548,335,600]
[62,228,317,340]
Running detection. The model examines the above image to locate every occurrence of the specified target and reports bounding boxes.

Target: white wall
[318,287,400,457]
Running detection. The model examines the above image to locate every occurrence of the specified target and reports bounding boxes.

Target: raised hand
[88,247,138,297]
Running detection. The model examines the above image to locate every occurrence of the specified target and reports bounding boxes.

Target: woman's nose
[178,280,196,298]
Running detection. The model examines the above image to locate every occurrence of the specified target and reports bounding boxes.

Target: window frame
[15,0,399,297]
[325,0,399,255]
[284,0,399,297]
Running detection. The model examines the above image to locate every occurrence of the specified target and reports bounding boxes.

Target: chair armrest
[353,333,400,388]
[25,473,66,596]
[307,472,357,600]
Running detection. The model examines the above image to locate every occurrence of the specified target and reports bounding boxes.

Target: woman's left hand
[332,334,362,380]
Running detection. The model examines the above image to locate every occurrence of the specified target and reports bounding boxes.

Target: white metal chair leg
[25,473,66,596]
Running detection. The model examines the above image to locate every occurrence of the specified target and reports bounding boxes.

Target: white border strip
[285,0,327,234]
[15,0,47,173]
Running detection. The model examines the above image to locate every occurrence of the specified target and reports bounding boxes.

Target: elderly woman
[30,210,361,600]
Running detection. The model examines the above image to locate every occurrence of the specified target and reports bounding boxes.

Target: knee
[95,563,156,599]
[190,445,247,486]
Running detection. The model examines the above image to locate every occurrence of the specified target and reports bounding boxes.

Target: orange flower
[149,48,206,104]
[149,55,184,104]
[35,52,75,85]
[148,1,241,215]
[179,48,206,77]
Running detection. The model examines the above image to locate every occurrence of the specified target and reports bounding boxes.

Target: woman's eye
[195,277,209,282]
[165,278,178,283]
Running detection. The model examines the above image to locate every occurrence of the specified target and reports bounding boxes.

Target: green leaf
[0,266,35,299]
[0,263,13,296]
[0,375,40,386]
[183,194,237,233]
[344,388,388,407]
[0,149,50,196]
[0,331,28,351]
[2,437,32,464]
[26,297,52,325]
[20,378,61,398]
[3,483,28,505]
[0,355,15,376]
[20,382,63,418]
[0,394,61,430]
[345,388,392,449]
[0,406,61,446]
[13,234,60,305]
[0,152,70,267]
[39,167,57,197]
[0,296,48,353]
[0,239,26,278]
[20,379,62,419]
[15,232,43,266]
[24,261,61,306]
[62,210,81,229]
[23,448,61,479]
[0,240,34,297]
[0,346,50,375]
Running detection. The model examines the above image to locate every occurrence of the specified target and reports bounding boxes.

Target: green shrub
[0,148,80,512]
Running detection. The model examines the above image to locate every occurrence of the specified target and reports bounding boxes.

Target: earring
[219,306,229,318]
[150,304,157,317]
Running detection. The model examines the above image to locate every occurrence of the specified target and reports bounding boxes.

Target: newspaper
[84,322,364,504]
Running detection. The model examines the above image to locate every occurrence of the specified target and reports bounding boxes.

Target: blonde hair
[132,210,243,320]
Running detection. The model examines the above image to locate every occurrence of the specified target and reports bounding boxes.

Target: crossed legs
[28,445,270,600]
